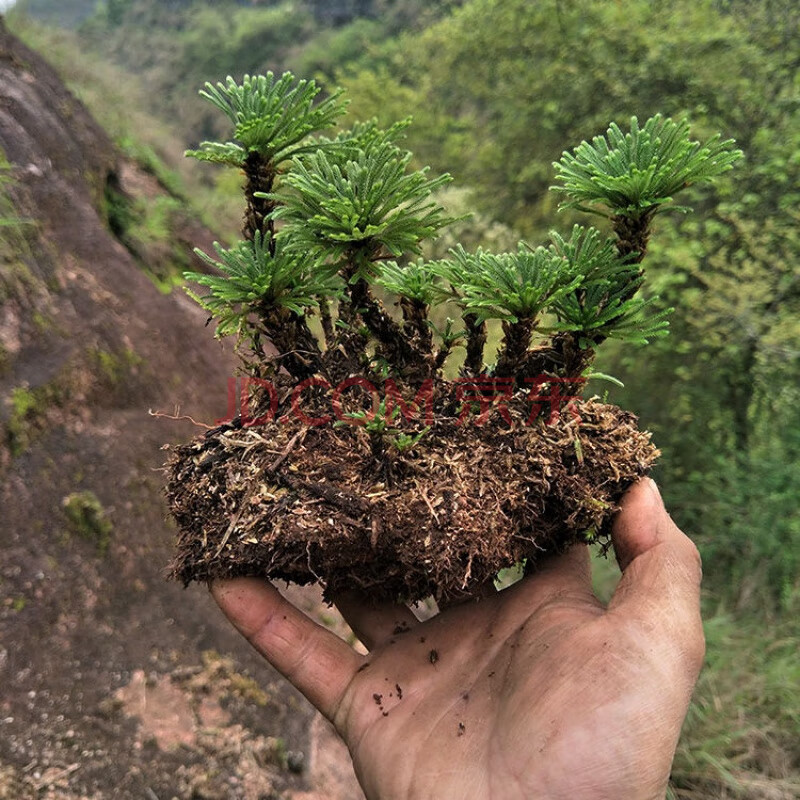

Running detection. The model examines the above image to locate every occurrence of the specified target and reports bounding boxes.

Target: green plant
[554,115,741,218]
[0,155,33,249]
[185,77,739,387]
[269,134,453,274]
[168,71,740,601]
[187,73,346,167]
[189,232,340,336]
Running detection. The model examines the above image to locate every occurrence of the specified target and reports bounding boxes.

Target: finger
[611,478,671,572]
[608,479,704,670]
[332,591,419,650]
[212,578,363,720]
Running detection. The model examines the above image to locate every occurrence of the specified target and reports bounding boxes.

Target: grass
[671,607,800,799]
[590,551,800,799]
[0,151,39,308]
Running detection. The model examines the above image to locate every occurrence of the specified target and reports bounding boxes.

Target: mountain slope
[0,18,361,800]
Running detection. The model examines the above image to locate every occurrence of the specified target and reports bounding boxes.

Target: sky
[0,0,16,11]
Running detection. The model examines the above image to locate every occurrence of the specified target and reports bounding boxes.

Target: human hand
[212,478,704,800]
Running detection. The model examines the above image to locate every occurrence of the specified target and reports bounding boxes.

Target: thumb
[608,479,705,673]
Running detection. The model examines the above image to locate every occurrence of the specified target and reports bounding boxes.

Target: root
[165,395,658,602]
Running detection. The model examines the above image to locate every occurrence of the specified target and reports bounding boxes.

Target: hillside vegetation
[5,0,799,797]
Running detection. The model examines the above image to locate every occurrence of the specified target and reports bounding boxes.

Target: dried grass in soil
[165,391,657,602]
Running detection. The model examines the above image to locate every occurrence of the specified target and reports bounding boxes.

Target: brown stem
[545,210,656,380]
[348,277,434,382]
[399,297,433,355]
[243,151,276,244]
[261,307,323,379]
[517,332,593,387]
[494,318,534,378]
[434,343,452,372]
[462,313,487,376]
[612,209,655,267]
[349,278,406,352]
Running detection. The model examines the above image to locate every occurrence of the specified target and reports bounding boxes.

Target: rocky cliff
[0,18,360,800]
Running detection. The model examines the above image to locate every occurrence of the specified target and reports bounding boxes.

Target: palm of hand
[213,480,703,800]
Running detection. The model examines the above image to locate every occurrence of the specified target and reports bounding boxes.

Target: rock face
[0,18,362,800]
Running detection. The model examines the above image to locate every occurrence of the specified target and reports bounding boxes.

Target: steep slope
[0,18,361,800]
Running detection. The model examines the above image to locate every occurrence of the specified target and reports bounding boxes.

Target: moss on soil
[88,344,143,387]
[103,172,191,287]
[62,490,113,554]
[5,382,67,456]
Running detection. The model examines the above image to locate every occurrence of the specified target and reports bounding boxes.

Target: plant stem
[517,332,593,385]
[319,297,335,348]
[338,259,433,382]
[612,209,655,266]
[494,318,534,378]
[434,343,452,372]
[399,297,433,355]
[244,153,319,371]
[350,278,426,374]
[538,209,655,386]
[462,313,487,376]
[261,307,323,379]
[243,151,277,245]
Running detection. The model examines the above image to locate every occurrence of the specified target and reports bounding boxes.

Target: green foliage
[544,227,673,343]
[290,17,385,80]
[429,224,671,344]
[671,610,800,797]
[0,160,34,303]
[430,317,464,350]
[186,73,347,165]
[552,115,743,218]
[185,232,340,338]
[620,203,800,610]
[335,397,396,433]
[270,135,452,272]
[104,0,133,27]
[7,386,42,456]
[392,426,431,453]
[337,0,764,235]
[376,259,439,305]
[437,243,581,323]
[0,157,29,229]
[14,0,96,28]
[342,0,793,618]
[11,2,799,792]
[103,177,191,288]
[552,283,671,345]
[336,399,430,451]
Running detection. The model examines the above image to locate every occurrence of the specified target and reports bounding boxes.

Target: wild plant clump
[165,73,741,601]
